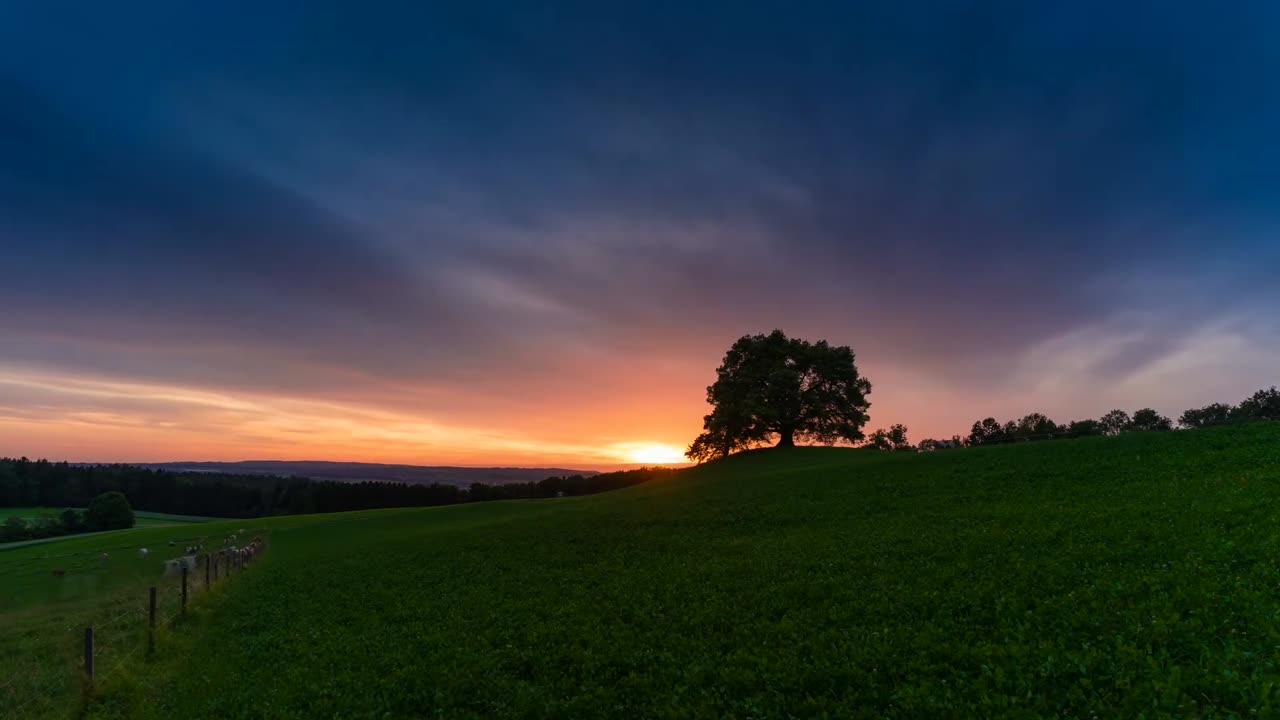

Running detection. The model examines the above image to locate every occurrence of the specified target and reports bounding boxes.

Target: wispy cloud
[0,367,682,465]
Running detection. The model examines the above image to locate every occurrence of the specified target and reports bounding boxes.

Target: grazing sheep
[99,553,109,563]
[137,548,149,558]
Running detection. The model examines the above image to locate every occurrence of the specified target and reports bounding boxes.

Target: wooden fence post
[205,553,211,588]
[148,586,157,654]
[181,565,188,616]
[83,627,94,693]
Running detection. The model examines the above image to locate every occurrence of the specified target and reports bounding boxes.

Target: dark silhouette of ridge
[137,460,599,487]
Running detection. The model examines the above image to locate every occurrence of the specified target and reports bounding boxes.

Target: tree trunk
[776,428,795,447]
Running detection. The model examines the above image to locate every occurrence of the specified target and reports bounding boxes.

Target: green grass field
[7,424,1280,718]
[1,508,223,526]
[0,509,226,555]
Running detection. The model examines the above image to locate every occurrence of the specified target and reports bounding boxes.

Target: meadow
[6,423,1280,718]
[0,508,225,529]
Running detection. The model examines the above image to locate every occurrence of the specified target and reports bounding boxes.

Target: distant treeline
[909,385,1280,450]
[0,490,135,543]
[858,386,1280,451]
[0,460,676,519]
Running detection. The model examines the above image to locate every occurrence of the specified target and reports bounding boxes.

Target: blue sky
[1,1,1278,464]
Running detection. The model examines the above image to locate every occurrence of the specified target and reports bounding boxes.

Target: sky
[1,1,1279,468]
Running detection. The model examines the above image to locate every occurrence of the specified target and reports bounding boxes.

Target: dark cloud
[0,76,488,379]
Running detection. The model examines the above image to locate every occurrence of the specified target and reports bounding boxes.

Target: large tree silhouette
[686,330,871,462]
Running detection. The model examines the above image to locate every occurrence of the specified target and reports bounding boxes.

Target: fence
[0,533,269,719]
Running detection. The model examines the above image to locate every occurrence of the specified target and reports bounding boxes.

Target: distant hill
[139,461,599,487]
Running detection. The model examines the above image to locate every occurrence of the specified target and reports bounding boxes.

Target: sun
[623,443,688,464]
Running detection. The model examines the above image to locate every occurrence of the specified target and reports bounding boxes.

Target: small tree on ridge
[1131,408,1173,432]
[1236,387,1280,421]
[1178,403,1236,428]
[1098,409,1132,436]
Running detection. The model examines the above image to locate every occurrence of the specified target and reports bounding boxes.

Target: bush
[0,516,29,543]
[85,491,135,531]
[59,508,83,533]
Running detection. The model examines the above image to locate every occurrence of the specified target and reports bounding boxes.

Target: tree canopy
[1237,387,1280,421]
[84,490,135,531]
[866,424,913,451]
[966,417,1007,446]
[1066,419,1102,437]
[1178,403,1236,428]
[687,330,871,462]
[1131,408,1173,432]
[1098,409,1133,436]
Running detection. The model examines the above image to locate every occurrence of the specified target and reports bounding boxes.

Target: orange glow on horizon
[3,353,1112,469]
[0,366,704,469]
[616,443,689,465]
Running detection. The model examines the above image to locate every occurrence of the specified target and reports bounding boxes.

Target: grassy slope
[133,510,227,524]
[0,507,223,549]
[0,507,58,520]
[1,508,223,524]
[0,511,224,554]
[1,509,431,719]
[69,423,1280,719]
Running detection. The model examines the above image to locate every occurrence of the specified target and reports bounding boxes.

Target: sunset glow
[2,3,1279,469]
[618,443,690,465]
[0,366,702,468]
